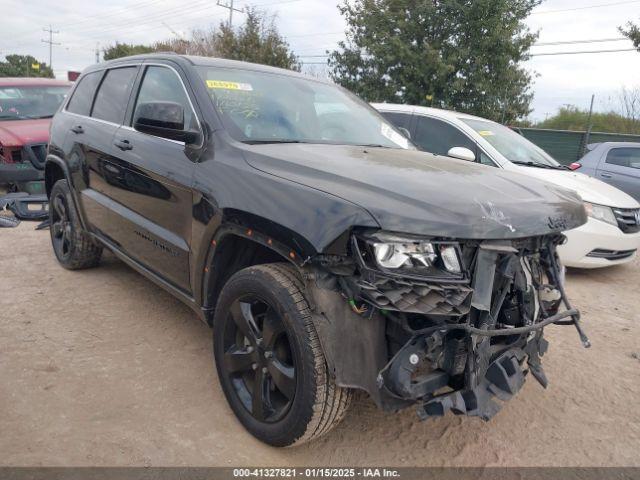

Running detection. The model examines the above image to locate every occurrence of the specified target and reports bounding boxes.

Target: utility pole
[95,42,100,63]
[582,94,596,157]
[217,0,244,27]
[41,24,60,70]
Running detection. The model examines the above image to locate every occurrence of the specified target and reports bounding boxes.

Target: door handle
[114,139,133,151]
[600,173,612,179]
[70,125,84,134]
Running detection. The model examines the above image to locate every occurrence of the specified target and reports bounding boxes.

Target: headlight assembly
[584,202,617,227]
[356,232,465,280]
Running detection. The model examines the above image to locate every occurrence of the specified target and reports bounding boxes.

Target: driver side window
[413,116,476,157]
[133,66,196,131]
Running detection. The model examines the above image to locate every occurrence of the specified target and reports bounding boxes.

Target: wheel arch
[199,213,315,326]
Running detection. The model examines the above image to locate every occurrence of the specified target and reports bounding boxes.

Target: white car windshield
[462,118,563,169]
[197,66,411,149]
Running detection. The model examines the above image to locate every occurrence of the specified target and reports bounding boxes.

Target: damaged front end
[305,231,590,422]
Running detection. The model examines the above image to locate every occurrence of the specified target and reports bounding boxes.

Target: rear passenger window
[66,72,101,116]
[413,116,476,156]
[91,67,137,124]
[606,148,640,169]
[381,112,412,131]
[132,66,196,130]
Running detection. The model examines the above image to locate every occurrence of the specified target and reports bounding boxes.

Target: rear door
[76,65,140,238]
[105,63,201,292]
[596,147,640,201]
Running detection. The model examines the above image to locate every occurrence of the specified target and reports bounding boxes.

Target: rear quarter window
[66,72,101,116]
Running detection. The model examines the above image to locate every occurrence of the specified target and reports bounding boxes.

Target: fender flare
[44,155,89,229]
[199,223,305,320]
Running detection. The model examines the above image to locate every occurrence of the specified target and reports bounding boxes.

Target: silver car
[574,142,640,202]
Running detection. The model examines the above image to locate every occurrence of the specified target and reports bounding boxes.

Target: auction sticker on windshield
[206,80,253,91]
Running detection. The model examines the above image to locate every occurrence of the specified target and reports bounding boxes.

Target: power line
[41,24,61,69]
[531,0,640,14]
[534,37,629,46]
[217,0,244,27]
[530,48,637,56]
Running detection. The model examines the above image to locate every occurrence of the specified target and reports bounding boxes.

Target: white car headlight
[584,202,617,227]
[358,233,463,278]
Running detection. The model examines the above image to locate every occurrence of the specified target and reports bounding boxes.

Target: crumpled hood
[242,144,587,240]
[0,118,50,147]
[511,165,640,209]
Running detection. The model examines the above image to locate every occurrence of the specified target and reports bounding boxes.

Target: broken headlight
[356,232,464,279]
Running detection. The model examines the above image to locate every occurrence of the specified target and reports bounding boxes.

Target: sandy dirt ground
[1,221,639,467]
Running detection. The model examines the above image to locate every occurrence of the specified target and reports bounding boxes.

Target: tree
[214,8,300,70]
[102,9,299,70]
[103,42,154,61]
[536,105,640,135]
[620,21,640,50]
[328,0,540,123]
[0,54,54,78]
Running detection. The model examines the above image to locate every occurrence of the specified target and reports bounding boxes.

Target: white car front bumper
[558,217,640,268]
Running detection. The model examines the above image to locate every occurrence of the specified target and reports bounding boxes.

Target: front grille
[613,208,640,234]
[586,248,637,261]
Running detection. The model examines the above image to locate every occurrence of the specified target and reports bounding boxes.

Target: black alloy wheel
[222,295,296,423]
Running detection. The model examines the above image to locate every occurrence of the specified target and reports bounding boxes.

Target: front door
[104,64,202,292]
[597,146,640,202]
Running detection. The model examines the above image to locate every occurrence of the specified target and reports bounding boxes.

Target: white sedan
[373,103,640,269]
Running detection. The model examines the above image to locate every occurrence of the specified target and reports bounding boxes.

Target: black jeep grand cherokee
[45,54,589,447]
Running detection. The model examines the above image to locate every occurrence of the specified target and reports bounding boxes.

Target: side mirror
[397,127,411,139]
[448,146,476,162]
[133,101,200,144]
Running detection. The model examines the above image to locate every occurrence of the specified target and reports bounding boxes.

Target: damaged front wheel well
[202,234,297,326]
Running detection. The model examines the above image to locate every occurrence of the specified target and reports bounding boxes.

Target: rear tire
[213,263,352,447]
[49,179,102,270]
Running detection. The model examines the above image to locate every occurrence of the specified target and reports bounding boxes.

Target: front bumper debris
[307,233,590,420]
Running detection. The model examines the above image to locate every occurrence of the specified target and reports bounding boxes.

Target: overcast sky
[3,0,639,121]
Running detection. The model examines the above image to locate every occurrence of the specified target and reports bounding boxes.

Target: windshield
[0,85,70,120]
[462,118,561,167]
[196,67,411,149]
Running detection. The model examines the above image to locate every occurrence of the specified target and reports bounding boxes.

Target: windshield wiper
[243,139,309,145]
[511,160,563,170]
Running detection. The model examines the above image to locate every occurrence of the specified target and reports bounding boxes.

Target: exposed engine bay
[305,231,590,421]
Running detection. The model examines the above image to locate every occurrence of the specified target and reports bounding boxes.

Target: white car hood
[511,166,640,209]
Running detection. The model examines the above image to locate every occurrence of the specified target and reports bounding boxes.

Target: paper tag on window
[206,80,253,91]
[478,130,494,137]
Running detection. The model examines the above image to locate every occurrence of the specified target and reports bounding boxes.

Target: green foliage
[102,9,299,71]
[620,21,640,50]
[536,106,640,135]
[328,0,540,123]
[103,42,155,61]
[0,55,54,78]
[214,8,300,70]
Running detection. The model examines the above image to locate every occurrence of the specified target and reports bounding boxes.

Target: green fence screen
[512,128,640,165]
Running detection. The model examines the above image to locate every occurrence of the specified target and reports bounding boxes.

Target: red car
[0,77,71,191]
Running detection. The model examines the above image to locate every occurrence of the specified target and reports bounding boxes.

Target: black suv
[45,54,589,447]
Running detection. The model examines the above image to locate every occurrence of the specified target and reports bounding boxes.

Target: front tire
[49,179,102,270]
[213,263,352,447]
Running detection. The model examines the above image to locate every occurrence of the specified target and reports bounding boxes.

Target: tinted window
[413,116,476,156]
[91,67,137,124]
[133,66,196,130]
[66,72,101,116]
[195,66,410,149]
[380,111,412,130]
[606,148,640,169]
